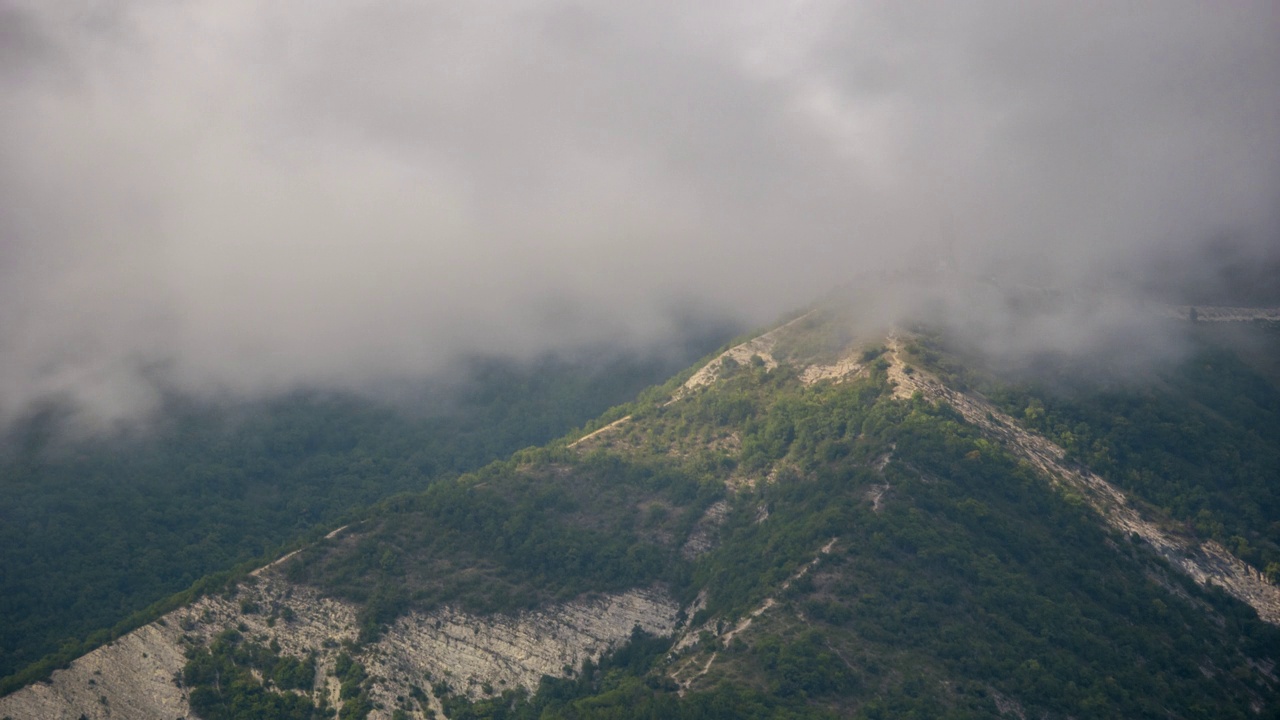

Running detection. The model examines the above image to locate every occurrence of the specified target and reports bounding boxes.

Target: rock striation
[373,588,680,702]
[7,317,1278,719]
[0,624,190,720]
[0,576,681,720]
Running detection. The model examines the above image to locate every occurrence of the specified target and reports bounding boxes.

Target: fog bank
[2,0,1277,425]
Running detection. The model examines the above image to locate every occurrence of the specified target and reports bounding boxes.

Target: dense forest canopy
[0,324,737,690]
[5,311,1280,719]
[907,321,1280,577]
[211,318,1280,718]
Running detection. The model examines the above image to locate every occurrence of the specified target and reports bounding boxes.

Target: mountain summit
[4,305,1279,719]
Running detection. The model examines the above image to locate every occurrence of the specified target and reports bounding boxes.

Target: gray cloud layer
[2,0,1278,424]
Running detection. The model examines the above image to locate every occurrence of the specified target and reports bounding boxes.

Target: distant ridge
[1157,304,1280,322]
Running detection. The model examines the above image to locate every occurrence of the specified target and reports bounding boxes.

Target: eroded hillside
[0,574,679,720]
[6,308,1280,719]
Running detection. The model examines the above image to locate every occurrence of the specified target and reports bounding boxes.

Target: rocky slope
[0,574,679,720]
[4,309,1278,719]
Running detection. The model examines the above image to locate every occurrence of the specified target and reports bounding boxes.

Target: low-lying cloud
[2,0,1278,425]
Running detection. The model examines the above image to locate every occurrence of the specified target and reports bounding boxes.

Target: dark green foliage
[439,628,843,720]
[10,313,1280,717]
[751,630,858,698]
[439,624,985,719]
[822,405,1280,718]
[688,365,1277,717]
[0,327,735,691]
[293,347,1279,717]
[337,692,373,720]
[182,629,321,720]
[964,328,1280,574]
[334,652,367,699]
[331,652,372,719]
[272,653,318,692]
[286,449,719,622]
[512,375,1276,716]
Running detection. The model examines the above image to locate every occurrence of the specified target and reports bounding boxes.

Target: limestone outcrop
[0,577,681,720]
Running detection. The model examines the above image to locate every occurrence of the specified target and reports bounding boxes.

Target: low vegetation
[273,324,1280,717]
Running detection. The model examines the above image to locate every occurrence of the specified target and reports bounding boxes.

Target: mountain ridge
[4,306,1279,719]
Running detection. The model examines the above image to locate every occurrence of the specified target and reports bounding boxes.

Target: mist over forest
[3,6,1280,716]
[2,1,1278,429]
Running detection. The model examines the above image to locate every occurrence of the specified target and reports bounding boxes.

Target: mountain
[3,305,1279,720]
[0,323,738,692]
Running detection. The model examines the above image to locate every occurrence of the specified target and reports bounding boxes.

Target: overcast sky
[2,0,1278,424]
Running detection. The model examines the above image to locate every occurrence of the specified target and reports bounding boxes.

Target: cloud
[1,0,1277,424]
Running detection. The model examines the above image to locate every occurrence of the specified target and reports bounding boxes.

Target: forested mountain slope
[4,308,1279,720]
[0,323,736,693]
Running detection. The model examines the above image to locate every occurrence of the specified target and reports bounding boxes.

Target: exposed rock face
[799,357,862,384]
[680,313,816,392]
[681,500,729,559]
[0,578,681,720]
[0,579,354,720]
[568,415,633,449]
[0,624,190,720]
[373,588,680,702]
